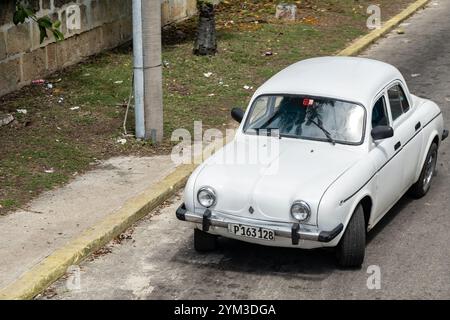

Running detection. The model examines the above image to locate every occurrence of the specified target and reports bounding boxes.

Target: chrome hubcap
[423,150,437,190]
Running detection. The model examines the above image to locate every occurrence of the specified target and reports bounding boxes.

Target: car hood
[193,136,362,225]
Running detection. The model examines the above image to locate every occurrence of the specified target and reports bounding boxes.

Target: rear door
[387,83,423,188]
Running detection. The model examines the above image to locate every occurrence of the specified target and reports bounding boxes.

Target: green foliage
[13,3,64,43]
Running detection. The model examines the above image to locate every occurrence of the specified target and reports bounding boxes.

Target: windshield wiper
[306,117,336,145]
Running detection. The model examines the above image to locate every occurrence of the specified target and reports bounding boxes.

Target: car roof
[254,57,406,107]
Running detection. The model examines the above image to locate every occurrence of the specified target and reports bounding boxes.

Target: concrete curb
[0,0,431,300]
[338,0,430,56]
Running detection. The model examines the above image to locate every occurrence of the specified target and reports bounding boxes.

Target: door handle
[394,141,402,151]
[415,122,421,131]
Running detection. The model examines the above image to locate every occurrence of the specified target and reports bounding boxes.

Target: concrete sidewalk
[0,155,176,289]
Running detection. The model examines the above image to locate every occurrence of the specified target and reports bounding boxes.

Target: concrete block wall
[0,0,198,97]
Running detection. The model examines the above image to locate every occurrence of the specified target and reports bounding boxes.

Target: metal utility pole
[132,0,163,142]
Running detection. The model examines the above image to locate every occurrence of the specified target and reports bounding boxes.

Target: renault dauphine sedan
[176,57,448,267]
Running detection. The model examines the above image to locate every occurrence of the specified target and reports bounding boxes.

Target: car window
[388,84,410,120]
[247,96,270,125]
[244,95,365,144]
[398,85,410,112]
[372,96,389,128]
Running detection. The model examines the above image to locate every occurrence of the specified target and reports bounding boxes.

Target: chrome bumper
[176,203,343,244]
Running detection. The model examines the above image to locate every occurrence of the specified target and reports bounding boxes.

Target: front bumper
[176,203,343,245]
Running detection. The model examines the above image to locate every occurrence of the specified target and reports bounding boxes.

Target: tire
[336,204,366,268]
[194,228,217,252]
[409,143,438,199]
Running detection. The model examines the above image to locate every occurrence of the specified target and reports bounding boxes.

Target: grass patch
[0,0,415,214]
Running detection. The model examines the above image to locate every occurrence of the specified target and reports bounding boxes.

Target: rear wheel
[194,228,217,252]
[409,143,438,199]
[336,204,366,268]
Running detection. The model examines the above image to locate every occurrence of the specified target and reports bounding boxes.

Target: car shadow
[172,194,416,279]
[173,235,340,280]
[366,194,414,244]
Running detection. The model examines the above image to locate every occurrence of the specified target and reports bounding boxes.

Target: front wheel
[336,204,366,268]
[409,143,438,198]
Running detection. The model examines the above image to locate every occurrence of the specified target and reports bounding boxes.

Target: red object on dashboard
[303,98,314,106]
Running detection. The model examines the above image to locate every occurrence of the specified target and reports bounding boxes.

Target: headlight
[197,187,217,208]
[290,200,311,222]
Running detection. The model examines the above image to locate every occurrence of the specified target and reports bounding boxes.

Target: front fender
[317,158,375,245]
[183,162,208,212]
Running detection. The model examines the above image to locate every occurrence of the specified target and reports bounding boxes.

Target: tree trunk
[193,1,217,56]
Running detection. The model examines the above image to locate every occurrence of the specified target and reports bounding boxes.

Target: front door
[369,93,406,221]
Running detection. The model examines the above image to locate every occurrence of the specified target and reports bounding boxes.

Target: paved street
[42,1,450,300]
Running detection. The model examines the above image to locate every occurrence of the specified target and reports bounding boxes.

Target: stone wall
[0,0,198,97]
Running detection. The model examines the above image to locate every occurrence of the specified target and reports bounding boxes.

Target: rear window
[388,85,410,120]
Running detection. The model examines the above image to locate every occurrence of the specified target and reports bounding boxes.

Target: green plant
[13,2,64,43]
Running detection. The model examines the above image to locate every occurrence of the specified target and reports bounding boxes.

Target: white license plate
[228,224,275,241]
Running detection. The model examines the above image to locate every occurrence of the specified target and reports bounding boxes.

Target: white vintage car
[176,57,448,267]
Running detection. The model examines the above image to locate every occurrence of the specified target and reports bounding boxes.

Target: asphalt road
[42,1,450,300]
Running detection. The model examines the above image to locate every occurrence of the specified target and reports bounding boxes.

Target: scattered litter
[243,85,254,90]
[55,78,62,83]
[0,114,14,127]
[70,106,80,111]
[32,79,45,85]
[400,22,410,27]
[114,80,124,84]
[396,28,405,34]
[58,97,64,104]
[163,60,170,68]
[208,93,215,97]
[203,72,213,78]
[57,126,62,130]
[116,138,127,145]
[219,81,224,85]
[411,73,421,78]
[47,83,53,89]
[263,51,273,56]
[275,3,297,21]
[223,84,230,87]
[17,109,27,114]
[44,168,55,174]
[445,97,450,102]
[83,73,90,77]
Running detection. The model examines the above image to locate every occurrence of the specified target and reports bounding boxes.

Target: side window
[398,85,410,112]
[247,96,269,125]
[372,96,389,128]
[388,84,410,120]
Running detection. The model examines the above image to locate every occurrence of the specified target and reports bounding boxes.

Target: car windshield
[244,95,365,144]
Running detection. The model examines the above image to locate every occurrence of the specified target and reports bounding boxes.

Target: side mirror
[231,107,244,123]
[371,126,394,140]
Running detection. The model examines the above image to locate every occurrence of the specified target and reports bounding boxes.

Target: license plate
[228,224,275,241]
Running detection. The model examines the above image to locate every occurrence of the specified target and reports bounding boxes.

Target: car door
[369,93,406,220]
[387,83,423,188]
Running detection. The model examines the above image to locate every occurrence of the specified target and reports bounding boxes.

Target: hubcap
[423,150,437,190]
